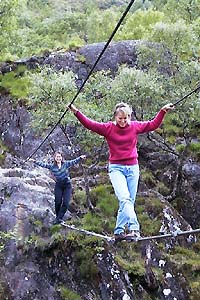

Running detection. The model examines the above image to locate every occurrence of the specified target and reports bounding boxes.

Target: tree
[163,0,200,23]
[28,67,77,131]
[85,8,120,43]
[108,65,165,120]
[148,19,197,61]
[0,0,21,60]
[116,8,164,41]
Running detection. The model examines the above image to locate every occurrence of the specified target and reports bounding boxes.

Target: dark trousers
[54,179,72,221]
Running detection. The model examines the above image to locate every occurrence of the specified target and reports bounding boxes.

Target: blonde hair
[114,102,132,117]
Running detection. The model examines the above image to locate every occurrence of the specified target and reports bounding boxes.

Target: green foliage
[162,0,200,23]
[0,141,9,165]
[81,211,102,233]
[1,0,199,62]
[108,66,165,119]
[138,212,161,236]
[90,184,117,215]
[58,286,81,300]
[0,66,30,99]
[176,144,185,153]
[86,8,120,43]
[0,0,21,60]
[117,9,164,41]
[71,184,117,235]
[74,244,98,279]
[145,197,164,216]
[176,141,200,161]
[79,184,117,233]
[189,143,200,161]
[156,181,170,196]
[149,20,197,59]
[28,67,77,131]
[136,196,163,235]
[115,254,145,277]
[73,190,87,207]
[136,42,171,73]
[0,230,16,252]
[190,280,200,300]
[140,168,157,188]
[169,246,200,275]
[24,234,47,249]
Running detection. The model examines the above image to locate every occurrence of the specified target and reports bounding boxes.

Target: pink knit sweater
[75,110,166,165]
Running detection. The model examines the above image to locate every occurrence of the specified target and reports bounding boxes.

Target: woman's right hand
[80,155,86,160]
[68,104,78,114]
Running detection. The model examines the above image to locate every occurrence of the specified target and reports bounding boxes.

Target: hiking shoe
[126,230,141,240]
[114,232,126,242]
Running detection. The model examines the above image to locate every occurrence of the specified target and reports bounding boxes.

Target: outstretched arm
[136,103,174,134]
[65,155,86,168]
[30,159,53,170]
[68,104,109,136]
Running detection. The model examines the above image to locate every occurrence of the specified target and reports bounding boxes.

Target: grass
[58,286,81,300]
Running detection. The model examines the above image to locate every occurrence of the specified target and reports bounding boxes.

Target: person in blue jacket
[33,152,86,224]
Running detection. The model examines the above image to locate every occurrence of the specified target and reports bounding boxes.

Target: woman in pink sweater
[69,102,174,240]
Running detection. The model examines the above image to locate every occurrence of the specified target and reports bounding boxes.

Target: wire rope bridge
[58,218,200,244]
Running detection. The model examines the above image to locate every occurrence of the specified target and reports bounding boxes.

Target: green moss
[73,189,87,207]
[167,246,200,277]
[67,37,84,51]
[136,196,146,206]
[0,231,16,252]
[0,66,30,99]
[74,245,98,279]
[190,280,200,300]
[33,219,43,227]
[76,184,117,234]
[189,143,200,160]
[96,192,118,217]
[138,213,161,236]
[115,254,145,277]
[50,231,68,244]
[176,144,185,153]
[152,267,164,282]
[0,141,9,165]
[145,197,164,216]
[50,224,62,234]
[80,209,115,234]
[192,242,200,253]
[140,169,156,188]
[24,232,61,251]
[58,286,82,300]
[135,204,145,214]
[156,181,170,196]
[172,197,187,211]
[135,195,164,236]
[76,54,86,63]
[175,142,200,160]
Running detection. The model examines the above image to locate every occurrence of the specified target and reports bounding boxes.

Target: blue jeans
[108,164,140,234]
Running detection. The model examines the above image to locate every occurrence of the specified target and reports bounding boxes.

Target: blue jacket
[35,156,81,182]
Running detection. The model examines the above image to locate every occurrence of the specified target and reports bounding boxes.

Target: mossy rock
[58,286,82,300]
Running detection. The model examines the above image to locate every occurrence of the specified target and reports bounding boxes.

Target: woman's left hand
[161,103,175,112]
